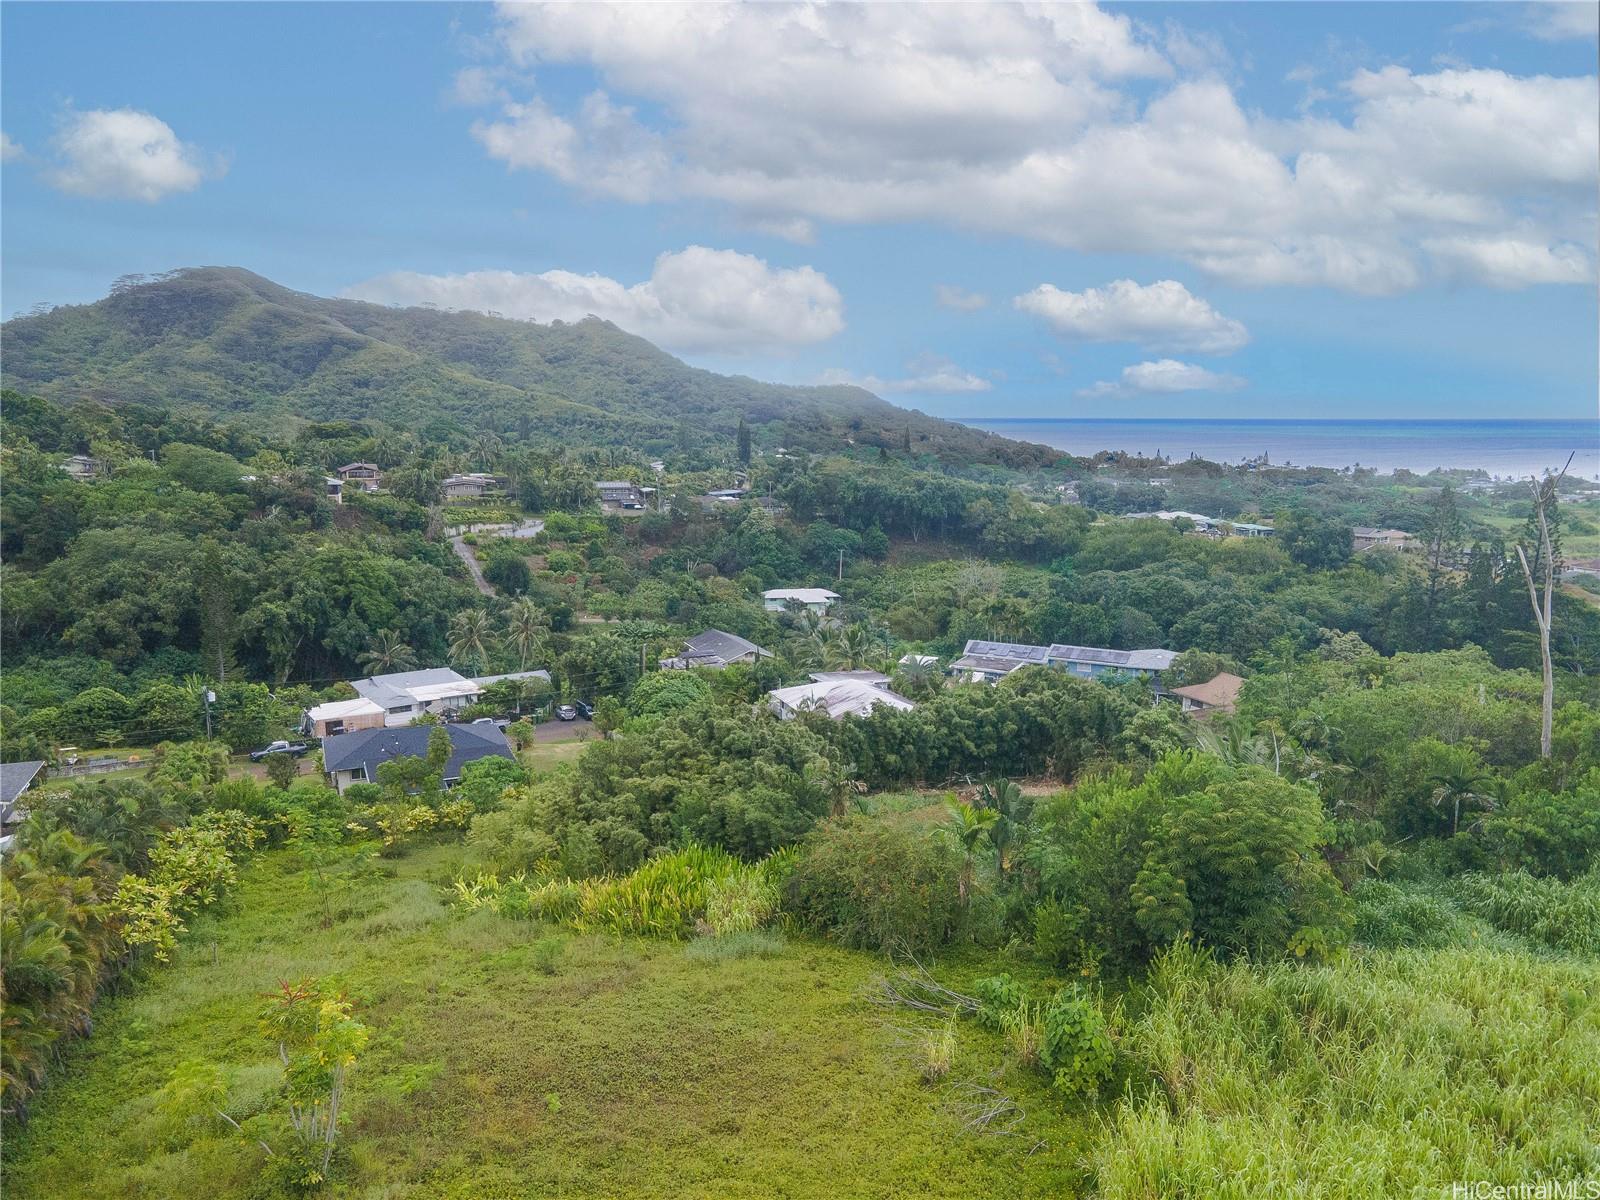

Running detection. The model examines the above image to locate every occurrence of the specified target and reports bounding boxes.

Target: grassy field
[1,842,1094,1200]
[520,740,588,772]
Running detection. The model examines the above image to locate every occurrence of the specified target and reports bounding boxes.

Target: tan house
[1353,527,1416,552]
[1170,672,1245,717]
[304,697,387,739]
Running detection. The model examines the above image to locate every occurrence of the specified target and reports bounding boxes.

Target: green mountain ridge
[1,266,1055,464]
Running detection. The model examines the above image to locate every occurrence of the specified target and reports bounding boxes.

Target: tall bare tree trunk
[1516,455,1572,760]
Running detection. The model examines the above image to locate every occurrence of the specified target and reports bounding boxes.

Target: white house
[767,678,916,720]
[764,587,840,614]
[351,668,484,726]
[442,473,498,499]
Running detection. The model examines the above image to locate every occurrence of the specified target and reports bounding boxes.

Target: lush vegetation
[2,270,1597,1196]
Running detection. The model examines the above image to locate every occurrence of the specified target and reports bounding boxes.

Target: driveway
[532,716,595,741]
[449,535,496,596]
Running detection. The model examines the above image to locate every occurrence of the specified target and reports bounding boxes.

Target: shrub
[531,936,566,976]
[683,930,788,963]
[973,974,1027,1033]
[1040,986,1114,1101]
[783,812,963,953]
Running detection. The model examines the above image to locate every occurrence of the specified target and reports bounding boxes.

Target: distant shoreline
[958,416,1600,480]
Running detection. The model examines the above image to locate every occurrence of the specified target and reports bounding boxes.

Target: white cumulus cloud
[1014,279,1248,354]
[466,4,1598,293]
[819,355,992,396]
[1,132,23,162]
[934,284,989,312]
[343,245,844,355]
[46,108,214,201]
[1078,358,1246,398]
[1424,236,1596,287]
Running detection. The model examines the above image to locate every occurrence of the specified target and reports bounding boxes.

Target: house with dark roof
[595,480,647,509]
[949,639,1177,686]
[320,723,514,794]
[660,629,772,670]
[1,760,46,852]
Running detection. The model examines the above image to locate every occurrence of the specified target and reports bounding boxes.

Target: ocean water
[959,418,1600,480]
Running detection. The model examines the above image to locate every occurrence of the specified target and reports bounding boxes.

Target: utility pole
[203,689,216,740]
[837,548,844,582]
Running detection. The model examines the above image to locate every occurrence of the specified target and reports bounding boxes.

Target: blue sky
[2,1,1596,419]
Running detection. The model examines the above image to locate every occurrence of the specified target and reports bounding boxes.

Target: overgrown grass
[3,844,1091,1199]
[1091,942,1600,1199]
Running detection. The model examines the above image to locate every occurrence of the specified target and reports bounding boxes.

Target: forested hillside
[0,267,1054,466]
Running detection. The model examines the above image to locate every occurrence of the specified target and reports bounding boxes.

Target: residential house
[351,668,484,726]
[595,480,646,509]
[0,760,45,853]
[1126,510,1220,532]
[1169,672,1245,717]
[948,640,1051,683]
[304,698,387,739]
[1226,521,1275,538]
[764,587,840,614]
[809,670,891,686]
[324,476,344,504]
[767,678,916,720]
[320,723,513,795]
[949,639,1177,686]
[336,462,383,493]
[660,629,772,670]
[442,473,499,499]
[1353,527,1417,552]
[1047,644,1178,682]
[60,454,102,481]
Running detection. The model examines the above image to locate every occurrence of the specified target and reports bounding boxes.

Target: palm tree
[1427,754,1497,836]
[447,609,496,675]
[979,777,1025,881]
[941,798,998,907]
[471,430,503,473]
[894,656,940,700]
[826,623,876,670]
[504,599,550,671]
[358,629,417,676]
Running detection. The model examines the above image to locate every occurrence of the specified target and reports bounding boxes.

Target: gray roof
[950,653,1034,675]
[681,629,769,666]
[321,723,512,783]
[1,760,45,821]
[352,668,473,710]
[961,640,1051,663]
[1048,645,1178,671]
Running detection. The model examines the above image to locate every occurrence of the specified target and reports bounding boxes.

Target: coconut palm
[471,430,503,472]
[358,629,417,676]
[825,623,876,670]
[447,609,495,675]
[504,599,550,671]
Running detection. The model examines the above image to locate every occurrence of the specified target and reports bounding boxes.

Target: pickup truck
[249,740,310,762]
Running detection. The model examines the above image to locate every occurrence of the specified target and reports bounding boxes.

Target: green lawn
[520,740,589,773]
[2,843,1093,1199]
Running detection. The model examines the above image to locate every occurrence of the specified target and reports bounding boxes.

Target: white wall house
[764,588,840,614]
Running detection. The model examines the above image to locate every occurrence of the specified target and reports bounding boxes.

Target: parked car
[555,704,578,721]
[573,700,595,720]
[249,740,310,762]
[471,717,512,729]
